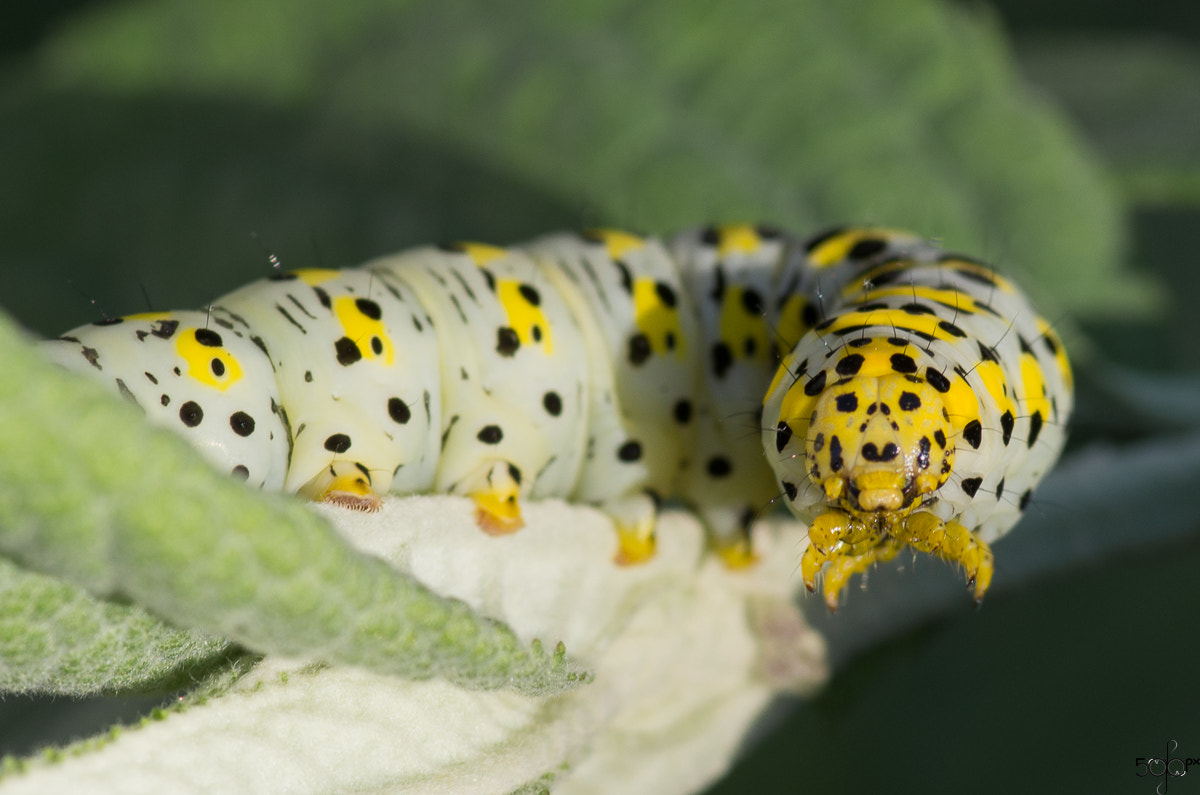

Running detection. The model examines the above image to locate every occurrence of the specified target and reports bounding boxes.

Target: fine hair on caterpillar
[43,224,1073,608]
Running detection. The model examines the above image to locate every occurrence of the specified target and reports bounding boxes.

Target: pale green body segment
[213,268,442,507]
[43,225,1073,601]
[368,243,591,532]
[666,226,787,560]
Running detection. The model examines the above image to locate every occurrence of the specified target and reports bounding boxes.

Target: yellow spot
[329,475,371,497]
[292,269,340,286]
[496,279,554,354]
[718,284,768,366]
[855,469,906,494]
[823,477,845,502]
[587,228,644,260]
[858,285,980,313]
[333,296,394,365]
[125,312,174,321]
[1037,317,1073,391]
[614,522,656,566]
[715,224,761,256]
[715,539,758,569]
[819,307,966,344]
[941,374,981,431]
[473,489,524,536]
[765,353,795,405]
[176,328,242,391]
[975,360,1016,425]
[779,381,816,433]
[298,461,382,511]
[776,293,809,352]
[633,278,685,358]
[846,260,912,297]
[320,473,382,512]
[455,242,509,266]
[843,339,917,378]
[940,258,1016,294]
[1019,353,1051,419]
[808,228,903,268]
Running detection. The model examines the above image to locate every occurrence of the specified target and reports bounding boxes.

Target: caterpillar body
[43,226,1072,607]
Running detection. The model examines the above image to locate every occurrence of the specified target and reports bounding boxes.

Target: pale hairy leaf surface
[0,557,234,696]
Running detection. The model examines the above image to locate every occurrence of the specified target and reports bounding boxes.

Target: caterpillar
[42,225,1072,607]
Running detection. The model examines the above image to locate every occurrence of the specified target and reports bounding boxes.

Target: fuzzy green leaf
[0,312,585,696]
[0,556,234,695]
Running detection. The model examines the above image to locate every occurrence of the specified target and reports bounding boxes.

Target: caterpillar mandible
[42,226,1072,607]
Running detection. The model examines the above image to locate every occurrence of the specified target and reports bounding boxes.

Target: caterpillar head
[764,336,974,526]
[804,373,953,520]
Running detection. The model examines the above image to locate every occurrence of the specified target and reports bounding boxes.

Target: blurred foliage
[0,0,1148,343]
[1019,36,1200,207]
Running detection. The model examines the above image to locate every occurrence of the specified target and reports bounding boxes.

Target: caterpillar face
[804,372,953,516]
[43,225,1072,608]
[762,229,1071,606]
